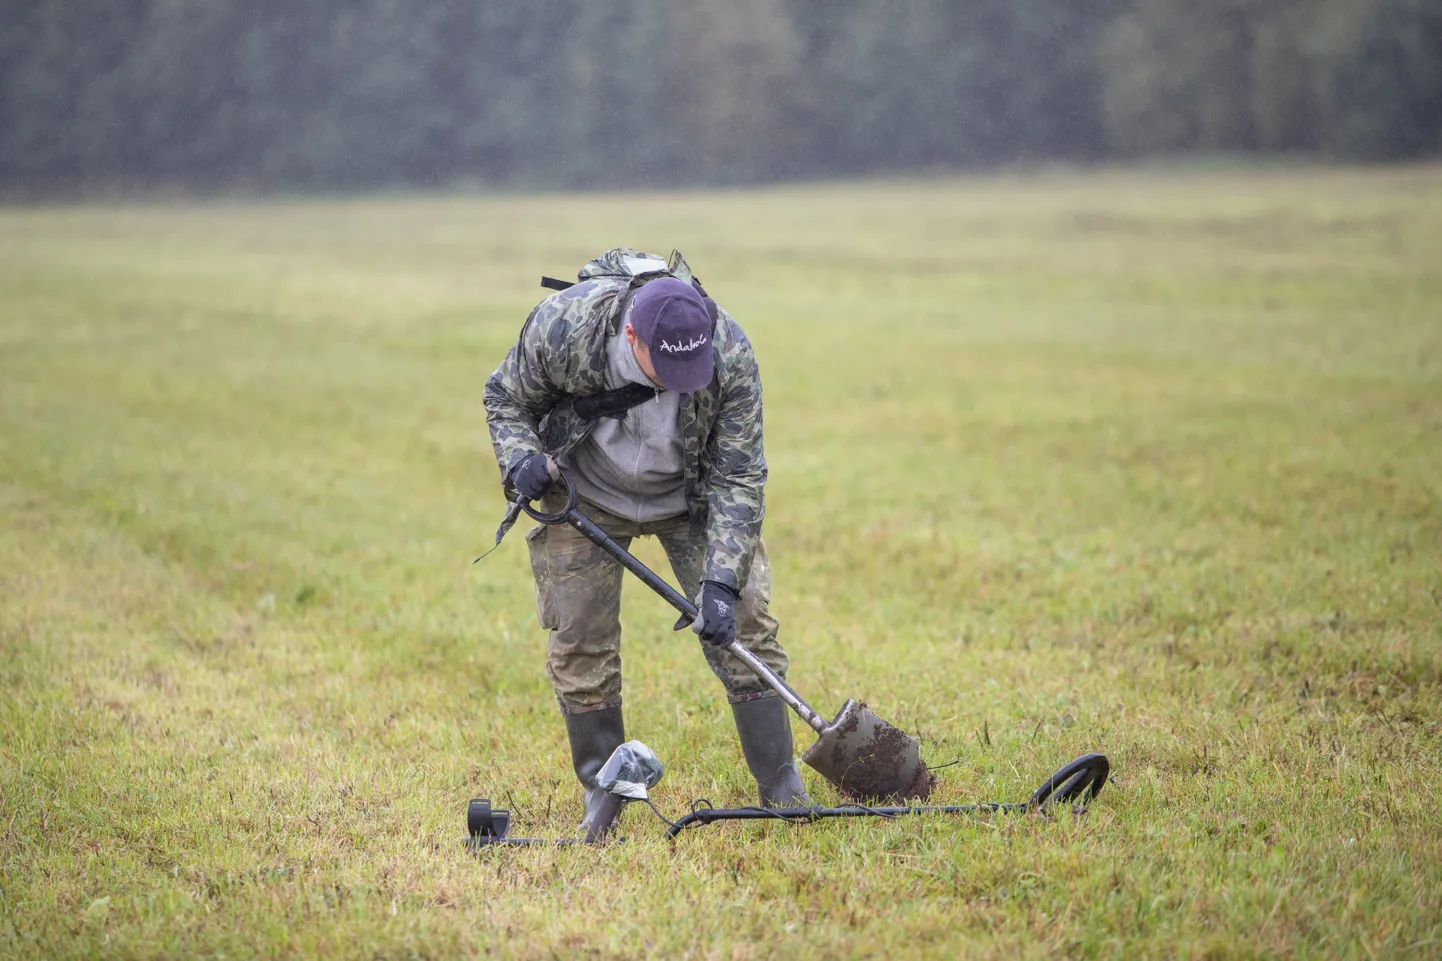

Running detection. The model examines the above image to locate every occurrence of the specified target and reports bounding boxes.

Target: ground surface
[1,166,1440,959]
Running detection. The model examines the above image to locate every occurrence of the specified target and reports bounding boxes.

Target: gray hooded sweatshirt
[567,327,688,522]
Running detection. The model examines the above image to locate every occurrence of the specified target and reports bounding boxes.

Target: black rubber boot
[731,696,812,808]
[564,705,626,833]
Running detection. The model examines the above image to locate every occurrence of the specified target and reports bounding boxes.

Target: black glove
[691,580,740,646]
[510,452,557,501]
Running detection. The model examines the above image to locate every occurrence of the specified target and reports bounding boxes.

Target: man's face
[624,323,664,388]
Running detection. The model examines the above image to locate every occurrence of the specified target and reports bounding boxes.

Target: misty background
[2,0,1440,193]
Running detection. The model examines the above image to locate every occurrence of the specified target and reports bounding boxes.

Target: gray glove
[691,580,740,646]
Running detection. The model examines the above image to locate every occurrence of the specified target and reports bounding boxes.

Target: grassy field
[2,165,1440,959]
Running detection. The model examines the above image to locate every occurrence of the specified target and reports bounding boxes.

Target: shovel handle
[518,473,829,734]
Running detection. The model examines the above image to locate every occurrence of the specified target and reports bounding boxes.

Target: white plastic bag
[595,740,664,800]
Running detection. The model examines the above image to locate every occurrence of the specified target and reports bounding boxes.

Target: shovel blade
[801,699,934,802]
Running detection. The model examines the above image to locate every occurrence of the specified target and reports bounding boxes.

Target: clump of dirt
[849,718,936,801]
[802,701,935,803]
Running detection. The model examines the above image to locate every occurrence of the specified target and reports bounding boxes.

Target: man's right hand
[510,453,558,501]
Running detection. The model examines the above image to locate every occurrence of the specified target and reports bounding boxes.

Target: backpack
[540,247,719,328]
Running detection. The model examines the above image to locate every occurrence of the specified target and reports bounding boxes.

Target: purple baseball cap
[629,277,715,392]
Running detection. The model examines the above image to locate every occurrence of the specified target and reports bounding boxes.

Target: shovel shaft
[562,508,694,611]
[720,641,828,734]
[560,505,829,734]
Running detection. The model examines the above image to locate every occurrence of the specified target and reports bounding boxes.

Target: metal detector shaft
[560,507,830,735]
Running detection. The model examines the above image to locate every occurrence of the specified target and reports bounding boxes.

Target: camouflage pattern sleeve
[483,280,620,488]
[701,313,767,592]
[483,289,581,484]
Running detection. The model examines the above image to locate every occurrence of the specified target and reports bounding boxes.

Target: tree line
[1,0,1438,192]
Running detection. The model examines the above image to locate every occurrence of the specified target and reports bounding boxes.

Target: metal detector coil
[464,753,1109,848]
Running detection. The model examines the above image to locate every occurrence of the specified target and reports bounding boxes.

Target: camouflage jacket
[483,249,766,592]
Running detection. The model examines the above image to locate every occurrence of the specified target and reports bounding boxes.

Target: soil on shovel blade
[823,701,936,801]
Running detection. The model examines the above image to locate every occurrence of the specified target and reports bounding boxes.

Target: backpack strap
[573,382,660,421]
[540,276,574,291]
[690,277,720,327]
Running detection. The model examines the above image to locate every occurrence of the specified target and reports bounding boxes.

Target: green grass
[2,165,1440,958]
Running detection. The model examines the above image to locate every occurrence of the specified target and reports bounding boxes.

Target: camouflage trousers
[524,495,789,715]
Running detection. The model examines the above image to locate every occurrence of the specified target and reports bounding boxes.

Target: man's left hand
[692,580,740,646]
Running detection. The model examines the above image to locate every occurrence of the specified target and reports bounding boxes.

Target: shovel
[506,473,934,802]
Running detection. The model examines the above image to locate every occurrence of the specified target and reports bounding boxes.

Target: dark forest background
[2,0,1440,192]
